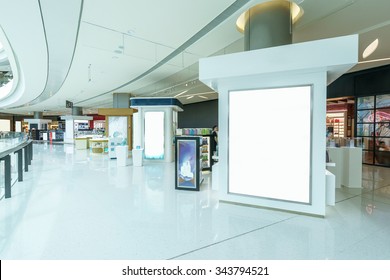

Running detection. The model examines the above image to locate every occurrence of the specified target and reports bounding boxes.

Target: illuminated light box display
[175,136,202,191]
[229,86,312,203]
[130,97,183,163]
[144,112,165,159]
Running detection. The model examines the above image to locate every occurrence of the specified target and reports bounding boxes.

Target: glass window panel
[375,150,390,166]
[362,137,374,151]
[363,151,374,164]
[376,94,390,108]
[357,96,374,109]
[375,108,390,122]
[375,138,390,150]
[375,123,390,137]
[356,124,374,136]
[357,110,374,123]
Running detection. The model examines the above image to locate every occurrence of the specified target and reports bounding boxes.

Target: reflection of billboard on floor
[229,85,312,204]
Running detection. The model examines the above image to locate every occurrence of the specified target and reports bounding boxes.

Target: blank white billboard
[144,111,165,159]
[229,86,312,203]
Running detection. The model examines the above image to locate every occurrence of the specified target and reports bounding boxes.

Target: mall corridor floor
[1,143,390,259]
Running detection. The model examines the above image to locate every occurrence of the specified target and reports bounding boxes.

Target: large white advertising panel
[229,86,312,203]
[144,111,165,159]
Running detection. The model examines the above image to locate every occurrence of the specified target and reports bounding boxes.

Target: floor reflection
[1,144,390,260]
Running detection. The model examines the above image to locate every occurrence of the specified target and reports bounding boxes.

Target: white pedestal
[326,153,341,188]
[116,145,129,167]
[132,148,144,166]
[325,170,336,206]
[342,147,362,188]
[212,163,219,191]
[75,138,87,150]
[327,147,362,188]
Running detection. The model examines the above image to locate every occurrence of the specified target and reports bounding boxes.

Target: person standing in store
[210,125,218,169]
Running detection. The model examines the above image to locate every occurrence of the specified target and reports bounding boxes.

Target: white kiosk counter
[327,147,362,188]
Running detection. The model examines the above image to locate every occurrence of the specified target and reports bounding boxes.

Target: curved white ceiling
[0,0,82,110]
[0,0,390,115]
[0,0,47,107]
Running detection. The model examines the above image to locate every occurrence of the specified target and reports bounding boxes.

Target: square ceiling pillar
[199,35,358,216]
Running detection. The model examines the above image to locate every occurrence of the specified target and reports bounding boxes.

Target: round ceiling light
[362,39,379,59]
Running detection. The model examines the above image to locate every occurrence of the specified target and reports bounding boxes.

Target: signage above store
[66,100,73,108]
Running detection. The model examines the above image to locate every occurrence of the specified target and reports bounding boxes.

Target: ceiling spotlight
[186,96,194,99]
[363,39,379,59]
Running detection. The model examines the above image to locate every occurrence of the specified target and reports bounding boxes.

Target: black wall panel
[354,67,390,96]
[178,100,218,128]
[327,64,390,99]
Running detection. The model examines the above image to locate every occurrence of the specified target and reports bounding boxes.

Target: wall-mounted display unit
[175,136,203,191]
[201,136,211,170]
[326,112,346,138]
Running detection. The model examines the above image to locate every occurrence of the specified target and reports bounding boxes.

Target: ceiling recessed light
[186,96,194,99]
[174,90,188,98]
[363,39,379,59]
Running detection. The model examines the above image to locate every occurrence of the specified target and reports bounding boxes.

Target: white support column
[164,108,173,162]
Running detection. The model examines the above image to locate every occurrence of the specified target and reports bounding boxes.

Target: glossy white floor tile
[1,143,390,260]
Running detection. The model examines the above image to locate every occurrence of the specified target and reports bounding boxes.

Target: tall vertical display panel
[175,136,202,191]
[200,35,358,216]
[130,98,183,163]
[144,111,165,160]
[108,116,128,158]
[229,86,312,203]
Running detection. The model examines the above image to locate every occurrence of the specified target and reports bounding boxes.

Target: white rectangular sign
[229,86,312,203]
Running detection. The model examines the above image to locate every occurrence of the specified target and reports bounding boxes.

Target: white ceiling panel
[81,0,237,47]
[1,0,390,115]
[124,35,156,61]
